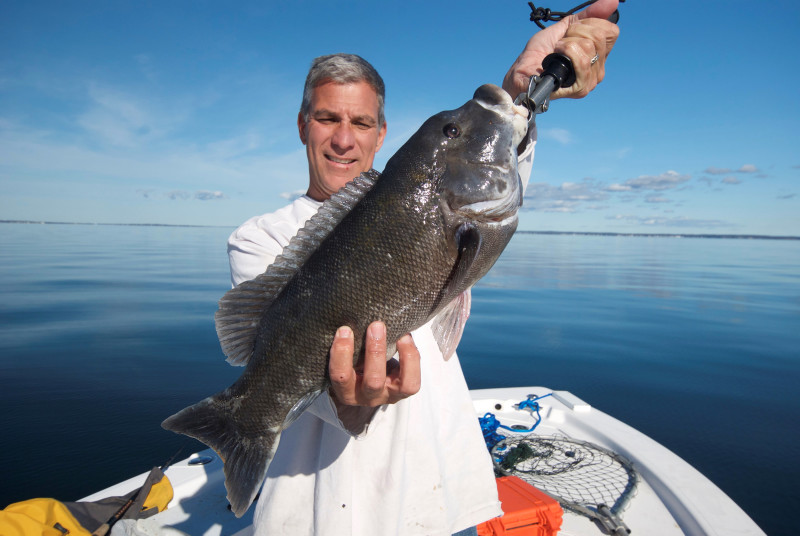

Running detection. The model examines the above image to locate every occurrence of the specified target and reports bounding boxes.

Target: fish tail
[161,394,280,517]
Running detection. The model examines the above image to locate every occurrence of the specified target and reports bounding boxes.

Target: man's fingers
[576,0,619,21]
[329,322,421,408]
[560,19,613,58]
[503,0,619,100]
[554,36,599,99]
[389,334,421,402]
[329,326,357,405]
[362,321,388,399]
[552,18,618,100]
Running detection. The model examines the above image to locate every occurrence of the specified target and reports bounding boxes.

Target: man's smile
[326,155,357,165]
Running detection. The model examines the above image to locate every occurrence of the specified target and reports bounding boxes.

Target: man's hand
[329,321,421,407]
[503,0,620,101]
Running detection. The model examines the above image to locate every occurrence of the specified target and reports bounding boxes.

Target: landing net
[491,434,638,517]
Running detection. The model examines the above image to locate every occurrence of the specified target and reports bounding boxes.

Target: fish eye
[443,123,460,139]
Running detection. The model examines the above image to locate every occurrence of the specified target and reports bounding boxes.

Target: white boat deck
[471,387,764,536]
[82,387,764,535]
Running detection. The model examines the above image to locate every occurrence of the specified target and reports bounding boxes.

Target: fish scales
[163,83,529,516]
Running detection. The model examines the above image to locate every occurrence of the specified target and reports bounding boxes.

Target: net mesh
[492,434,638,516]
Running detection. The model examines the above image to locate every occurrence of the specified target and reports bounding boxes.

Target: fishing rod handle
[537,6,621,92]
[541,53,576,90]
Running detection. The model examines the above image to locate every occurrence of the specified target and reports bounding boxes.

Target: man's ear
[297,112,308,145]
[375,120,387,152]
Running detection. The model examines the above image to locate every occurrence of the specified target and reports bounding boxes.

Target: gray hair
[300,53,386,128]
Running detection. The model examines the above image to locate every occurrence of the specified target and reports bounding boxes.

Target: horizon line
[3,220,798,240]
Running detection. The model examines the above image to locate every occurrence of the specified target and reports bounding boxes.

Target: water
[1,223,797,535]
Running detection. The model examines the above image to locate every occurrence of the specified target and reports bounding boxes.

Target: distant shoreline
[515,230,800,241]
[2,219,798,240]
[0,219,232,229]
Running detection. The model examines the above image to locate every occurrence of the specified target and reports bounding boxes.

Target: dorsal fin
[215,170,380,366]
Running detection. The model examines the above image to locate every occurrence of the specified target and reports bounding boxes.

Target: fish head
[406,83,528,227]
[430,85,528,270]
[376,83,528,290]
[397,84,529,293]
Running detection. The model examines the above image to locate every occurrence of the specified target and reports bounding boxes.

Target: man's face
[298,80,387,201]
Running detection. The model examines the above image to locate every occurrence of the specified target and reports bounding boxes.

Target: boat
[78,386,765,535]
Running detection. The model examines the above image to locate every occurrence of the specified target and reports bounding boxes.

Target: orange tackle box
[476,476,563,536]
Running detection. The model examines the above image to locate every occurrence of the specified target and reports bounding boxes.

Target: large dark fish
[162,84,528,516]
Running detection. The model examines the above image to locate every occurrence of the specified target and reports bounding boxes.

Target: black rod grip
[541,53,576,89]
[540,4,620,89]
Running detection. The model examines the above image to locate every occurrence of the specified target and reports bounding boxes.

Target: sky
[1,0,799,236]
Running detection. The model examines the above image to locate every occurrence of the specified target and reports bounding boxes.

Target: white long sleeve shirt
[227,133,536,536]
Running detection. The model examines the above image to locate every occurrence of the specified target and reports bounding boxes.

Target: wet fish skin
[162,84,528,517]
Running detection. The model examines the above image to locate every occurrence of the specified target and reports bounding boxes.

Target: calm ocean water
[1,223,797,535]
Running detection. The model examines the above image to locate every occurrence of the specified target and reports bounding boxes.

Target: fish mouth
[466,163,511,175]
[458,197,519,225]
[472,85,529,147]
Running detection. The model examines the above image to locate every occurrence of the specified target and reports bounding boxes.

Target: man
[228,2,620,534]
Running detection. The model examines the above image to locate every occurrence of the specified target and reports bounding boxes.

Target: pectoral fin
[451,222,482,288]
[428,223,481,358]
[430,289,471,361]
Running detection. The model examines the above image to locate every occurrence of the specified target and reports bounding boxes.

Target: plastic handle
[541,53,576,89]
[541,8,620,89]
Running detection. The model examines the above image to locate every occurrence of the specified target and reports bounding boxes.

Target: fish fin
[161,392,281,518]
[282,389,323,429]
[432,222,482,312]
[215,170,381,366]
[430,289,471,361]
[215,276,285,365]
[452,222,482,283]
[265,169,380,277]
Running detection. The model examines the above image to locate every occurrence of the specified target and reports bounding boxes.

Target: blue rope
[480,412,506,450]
[478,394,553,451]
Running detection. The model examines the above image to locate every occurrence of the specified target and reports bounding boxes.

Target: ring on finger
[590,54,599,65]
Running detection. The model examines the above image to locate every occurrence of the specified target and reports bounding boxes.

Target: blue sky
[1,0,798,235]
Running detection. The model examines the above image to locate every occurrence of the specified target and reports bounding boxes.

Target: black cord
[528,0,624,29]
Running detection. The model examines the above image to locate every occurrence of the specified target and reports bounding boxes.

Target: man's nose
[330,122,356,151]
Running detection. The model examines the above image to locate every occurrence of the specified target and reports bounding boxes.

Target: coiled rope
[479,393,553,450]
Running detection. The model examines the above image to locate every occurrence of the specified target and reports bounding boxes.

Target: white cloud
[0,117,307,190]
[280,189,307,201]
[539,127,572,145]
[721,177,741,185]
[167,190,191,200]
[606,183,631,192]
[195,190,225,200]
[137,189,226,201]
[704,166,731,175]
[77,84,164,147]
[523,179,608,213]
[613,147,632,159]
[206,130,262,159]
[134,54,158,82]
[704,164,759,175]
[607,170,691,192]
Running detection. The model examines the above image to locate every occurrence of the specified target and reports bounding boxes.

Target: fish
[162,83,529,517]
